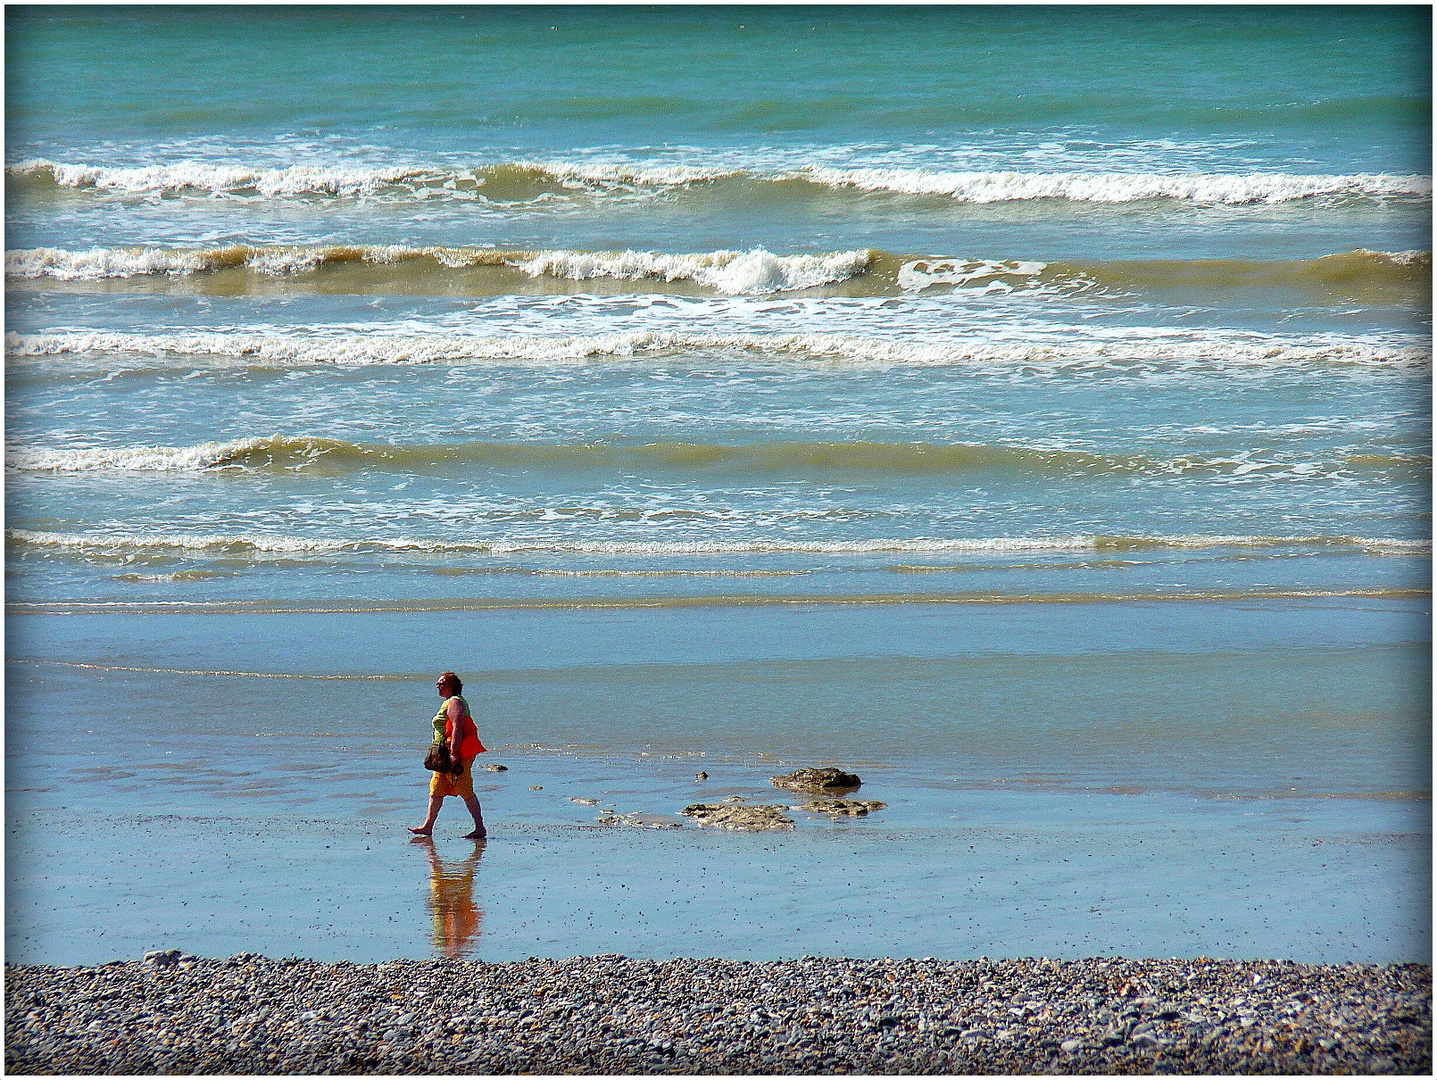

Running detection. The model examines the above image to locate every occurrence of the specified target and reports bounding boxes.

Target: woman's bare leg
[461,795,487,839]
[409,793,444,835]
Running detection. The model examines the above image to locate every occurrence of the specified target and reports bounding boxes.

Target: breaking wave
[1,436,1140,477]
[801,167,1433,204]
[4,244,876,295]
[3,244,876,295]
[6,528,1428,558]
[9,157,1430,206]
[10,244,1427,305]
[7,329,1428,371]
[9,435,1428,483]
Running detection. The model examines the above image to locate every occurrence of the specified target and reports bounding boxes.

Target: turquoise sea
[5,5,1431,966]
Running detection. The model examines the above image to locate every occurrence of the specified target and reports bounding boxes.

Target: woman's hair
[439,671,463,692]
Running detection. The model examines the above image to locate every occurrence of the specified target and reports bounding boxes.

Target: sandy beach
[7,954,1430,1074]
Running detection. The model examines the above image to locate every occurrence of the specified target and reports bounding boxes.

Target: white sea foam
[6,245,228,280]
[10,157,1430,205]
[509,248,872,293]
[516,160,744,186]
[802,167,1434,204]
[6,437,288,473]
[10,244,308,279]
[6,157,741,198]
[7,158,438,197]
[7,529,1428,557]
[5,244,486,280]
[897,258,1049,292]
[1349,248,1431,267]
[5,244,874,294]
[7,329,1428,371]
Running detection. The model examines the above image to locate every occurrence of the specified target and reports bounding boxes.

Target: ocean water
[5,6,1431,966]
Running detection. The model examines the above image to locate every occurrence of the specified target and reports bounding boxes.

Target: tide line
[5,658,409,680]
[5,586,1428,618]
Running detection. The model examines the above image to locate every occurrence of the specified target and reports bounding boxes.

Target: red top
[445,699,486,758]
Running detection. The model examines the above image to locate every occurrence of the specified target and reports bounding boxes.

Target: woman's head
[437,671,463,696]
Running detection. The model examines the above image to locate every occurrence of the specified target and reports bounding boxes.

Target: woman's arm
[446,697,465,760]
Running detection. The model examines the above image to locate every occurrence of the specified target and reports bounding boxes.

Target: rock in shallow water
[597,812,683,829]
[770,767,862,794]
[681,803,795,829]
[803,798,887,816]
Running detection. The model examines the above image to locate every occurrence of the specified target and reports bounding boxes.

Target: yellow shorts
[430,757,477,800]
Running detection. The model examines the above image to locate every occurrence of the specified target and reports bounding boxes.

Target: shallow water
[6,598,1431,965]
[4,6,1430,966]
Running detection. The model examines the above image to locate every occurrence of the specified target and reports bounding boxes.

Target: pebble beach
[7,954,1430,1075]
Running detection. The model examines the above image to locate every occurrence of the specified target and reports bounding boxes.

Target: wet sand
[7,953,1430,1074]
[6,802,1430,967]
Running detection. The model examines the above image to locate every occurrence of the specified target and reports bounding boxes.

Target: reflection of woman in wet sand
[414,836,484,959]
[409,672,488,838]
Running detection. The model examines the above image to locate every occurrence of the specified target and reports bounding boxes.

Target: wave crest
[5,244,873,294]
[802,167,1433,204]
[7,329,1428,371]
[5,436,1130,477]
[509,247,871,293]
[7,528,1428,558]
[11,436,1426,485]
[10,245,1427,307]
[7,436,346,473]
[9,157,1430,205]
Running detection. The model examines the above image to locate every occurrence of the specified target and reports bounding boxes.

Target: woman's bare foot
[408,826,432,835]
[462,829,487,840]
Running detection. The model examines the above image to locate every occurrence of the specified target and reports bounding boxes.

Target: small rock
[681,803,795,830]
[529,785,543,790]
[1061,1038,1084,1053]
[568,797,600,805]
[694,771,708,781]
[486,763,508,772]
[721,795,746,803]
[143,949,181,967]
[604,812,684,829]
[804,798,886,816]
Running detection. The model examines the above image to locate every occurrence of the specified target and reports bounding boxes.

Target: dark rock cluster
[770,768,863,794]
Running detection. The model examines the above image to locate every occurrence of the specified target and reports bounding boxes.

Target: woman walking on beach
[410,672,488,839]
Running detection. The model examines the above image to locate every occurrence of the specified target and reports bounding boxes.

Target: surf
[10,246,1429,309]
[10,158,1431,206]
[8,328,1429,371]
[8,528,1428,558]
[8,435,1428,484]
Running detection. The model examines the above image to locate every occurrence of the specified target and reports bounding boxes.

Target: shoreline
[7,955,1429,1075]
